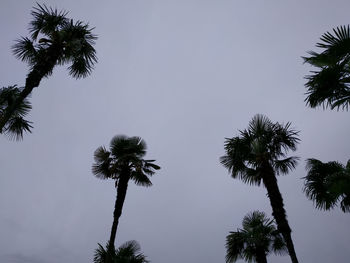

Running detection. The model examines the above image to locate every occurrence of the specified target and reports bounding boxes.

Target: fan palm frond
[303,25,350,110]
[92,146,112,179]
[29,3,68,40]
[274,157,300,175]
[304,158,350,212]
[0,85,32,140]
[12,37,37,63]
[93,241,149,263]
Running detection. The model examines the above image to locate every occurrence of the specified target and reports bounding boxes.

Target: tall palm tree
[92,135,160,252]
[220,114,300,263]
[304,158,350,212]
[0,85,32,140]
[0,4,97,135]
[94,240,149,263]
[226,211,287,263]
[303,25,350,110]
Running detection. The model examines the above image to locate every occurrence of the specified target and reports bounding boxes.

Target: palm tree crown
[220,114,300,186]
[304,158,350,212]
[303,25,350,110]
[220,114,300,263]
[13,3,97,79]
[92,135,160,251]
[226,211,287,263]
[94,240,149,263]
[92,135,160,187]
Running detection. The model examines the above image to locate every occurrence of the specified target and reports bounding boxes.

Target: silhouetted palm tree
[94,240,149,263]
[304,158,350,212]
[92,135,160,252]
[0,4,97,135]
[226,211,287,263]
[0,85,32,140]
[303,25,350,110]
[220,114,300,263]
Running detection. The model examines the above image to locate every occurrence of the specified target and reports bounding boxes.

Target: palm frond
[226,231,245,263]
[93,243,109,263]
[115,240,149,263]
[0,85,33,139]
[239,168,262,186]
[317,26,350,57]
[303,51,338,67]
[12,37,37,64]
[272,122,300,153]
[68,56,93,78]
[29,3,68,40]
[143,160,161,171]
[303,25,350,110]
[94,241,149,263]
[62,20,97,78]
[304,63,350,110]
[110,136,147,160]
[4,116,33,141]
[303,159,342,210]
[0,86,32,117]
[130,171,153,187]
[274,156,300,175]
[92,146,112,179]
[271,232,288,256]
[340,194,350,212]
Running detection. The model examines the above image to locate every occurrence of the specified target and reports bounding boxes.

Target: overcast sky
[1,1,350,263]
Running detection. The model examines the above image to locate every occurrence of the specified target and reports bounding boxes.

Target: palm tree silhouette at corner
[304,158,350,213]
[303,25,350,110]
[220,114,300,263]
[226,211,287,263]
[0,4,97,137]
[92,135,160,253]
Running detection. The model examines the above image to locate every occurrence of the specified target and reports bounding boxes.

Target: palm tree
[304,158,350,212]
[0,4,97,134]
[0,85,32,140]
[94,240,149,263]
[92,135,160,252]
[220,114,300,263]
[226,211,287,263]
[303,25,350,110]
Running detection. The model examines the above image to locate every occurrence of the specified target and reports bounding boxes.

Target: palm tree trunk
[108,173,129,252]
[262,164,299,263]
[0,48,59,132]
[255,248,268,263]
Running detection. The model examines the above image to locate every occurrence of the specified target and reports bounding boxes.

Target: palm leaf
[303,159,342,210]
[303,25,350,110]
[12,37,37,63]
[29,3,68,40]
[92,146,112,179]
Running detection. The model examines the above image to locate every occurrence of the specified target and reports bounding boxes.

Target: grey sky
[1,1,349,262]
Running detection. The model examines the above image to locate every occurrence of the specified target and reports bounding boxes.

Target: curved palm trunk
[262,164,299,263]
[255,248,268,263]
[0,47,59,132]
[108,173,129,252]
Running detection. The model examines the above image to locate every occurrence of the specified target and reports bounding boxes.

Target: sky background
[1,1,350,262]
